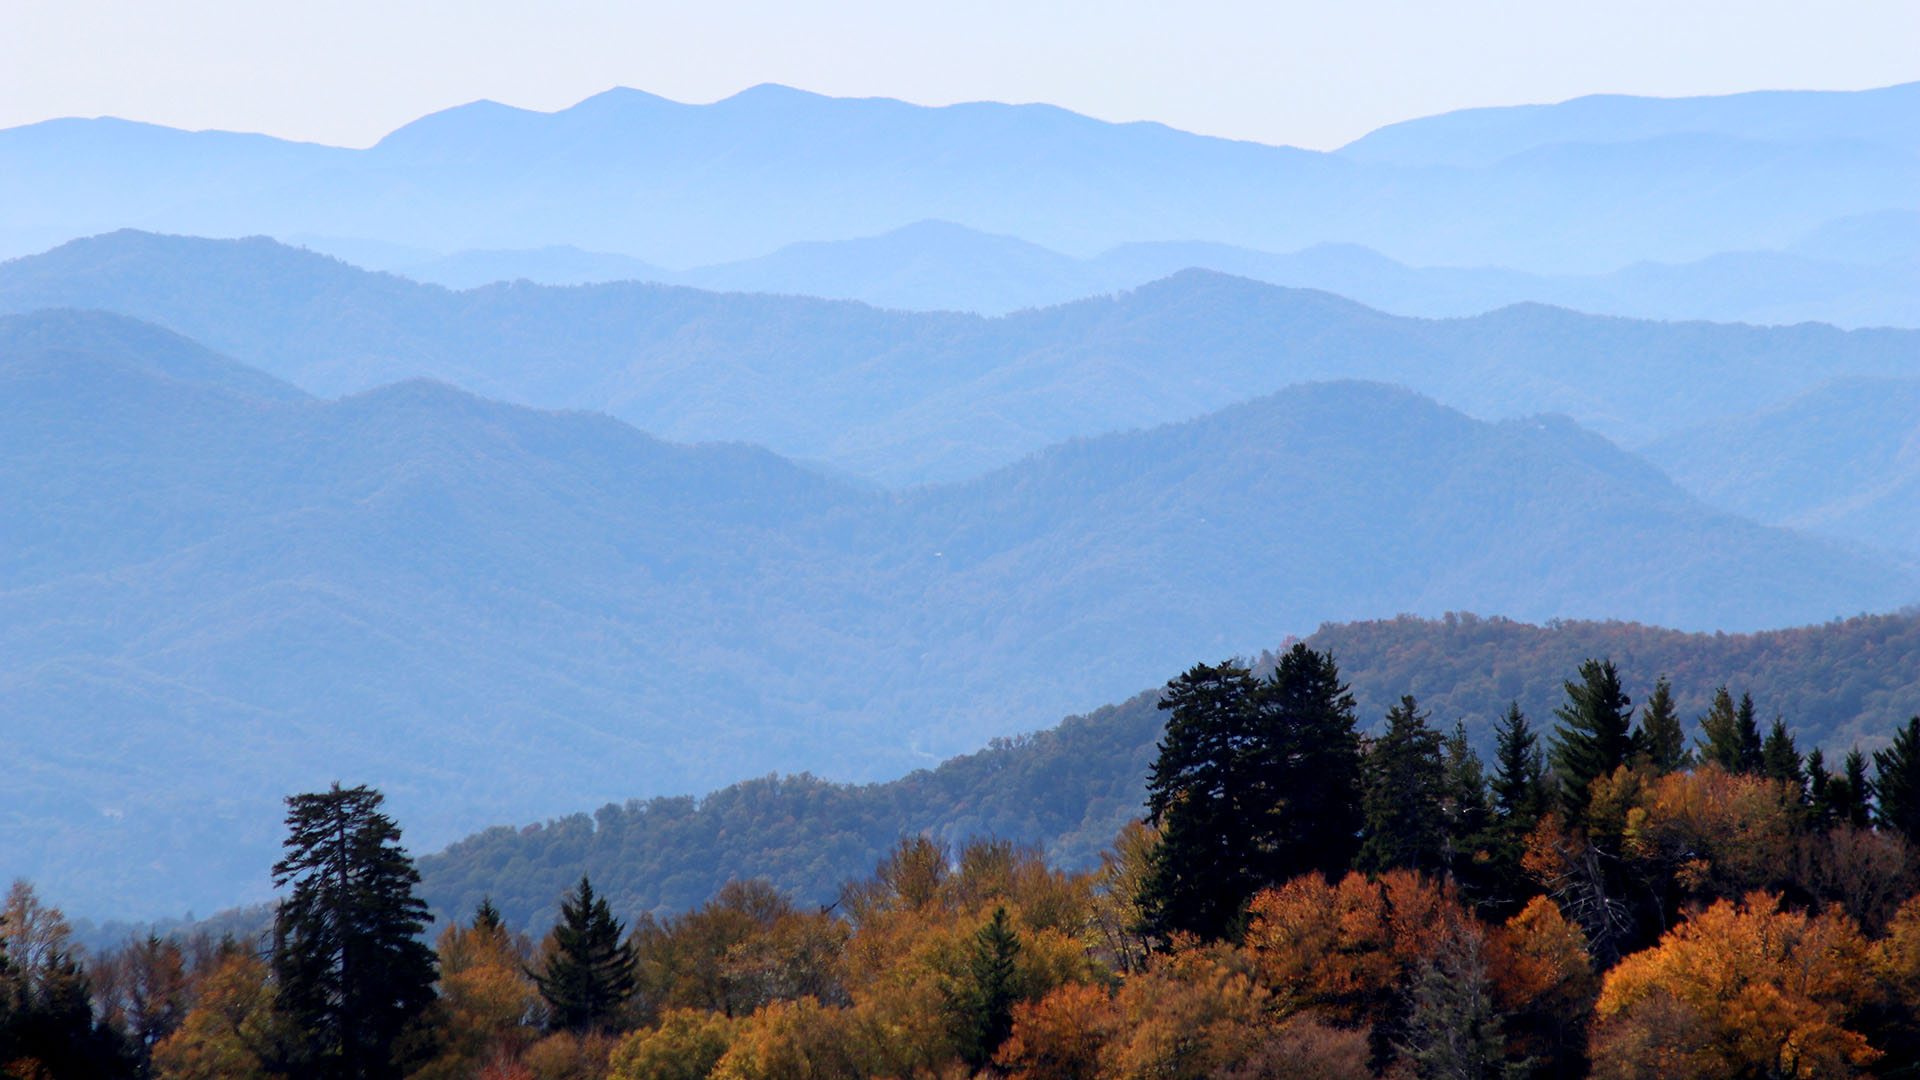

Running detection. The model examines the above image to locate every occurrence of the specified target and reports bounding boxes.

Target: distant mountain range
[7,308,1910,920]
[376,215,1920,329]
[3,82,1913,273]
[5,231,1919,490]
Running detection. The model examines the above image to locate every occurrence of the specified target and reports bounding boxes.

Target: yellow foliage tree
[607,1009,735,1080]
[151,953,289,1080]
[1592,893,1878,1080]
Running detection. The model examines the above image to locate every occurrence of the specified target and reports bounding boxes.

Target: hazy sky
[4,0,1917,150]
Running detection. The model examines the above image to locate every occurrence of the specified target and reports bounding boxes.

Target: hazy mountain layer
[5,232,1918,487]
[3,83,1914,272]
[1642,377,1920,555]
[5,311,1909,919]
[395,218,1920,328]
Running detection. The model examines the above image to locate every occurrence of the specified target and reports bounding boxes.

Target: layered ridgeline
[416,610,1920,934]
[5,309,1911,919]
[398,216,1920,330]
[4,232,1919,488]
[1642,376,1920,556]
[2,82,1914,271]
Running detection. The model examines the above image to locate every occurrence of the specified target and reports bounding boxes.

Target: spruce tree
[1141,645,1362,941]
[1548,659,1637,822]
[1875,717,1920,846]
[272,783,437,1080]
[949,906,1022,1069]
[1357,696,1448,876]
[1828,749,1875,830]
[534,876,636,1032]
[1638,677,1689,774]
[1696,686,1742,771]
[1485,702,1548,908]
[1141,660,1264,940]
[1807,749,1835,829]
[1442,722,1493,872]
[1761,719,1805,793]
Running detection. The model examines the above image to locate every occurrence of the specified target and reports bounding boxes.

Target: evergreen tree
[1548,659,1637,822]
[1442,721,1493,871]
[1638,677,1689,774]
[1875,717,1920,845]
[534,876,635,1032]
[1761,719,1805,793]
[272,783,437,1080]
[1141,660,1264,941]
[1357,696,1448,876]
[1249,644,1365,884]
[1485,702,1548,908]
[1141,646,1362,940]
[1491,702,1548,826]
[1807,749,1835,829]
[1394,926,1525,1080]
[1696,686,1741,772]
[948,906,1022,1069]
[1828,749,1875,830]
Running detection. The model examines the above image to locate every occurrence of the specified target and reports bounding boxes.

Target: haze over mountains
[382,215,1920,331]
[3,82,1914,274]
[6,307,1911,919]
[8,79,1920,935]
[5,231,1919,491]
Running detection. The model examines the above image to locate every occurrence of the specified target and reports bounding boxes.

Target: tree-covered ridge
[1312,611,1920,754]
[417,694,1164,934]
[415,612,1920,939]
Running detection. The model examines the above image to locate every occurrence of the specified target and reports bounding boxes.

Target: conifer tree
[1875,717,1920,845]
[1807,749,1835,828]
[949,906,1022,1069]
[1761,719,1805,793]
[1638,677,1689,774]
[1548,659,1637,822]
[1358,696,1448,876]
[1142,645,1362,940]
[1442,721,1493,870]
[535,876,636,1033]
[272,783,437,1080]
[1828,749,1875,830]
[1491,702,1548,826]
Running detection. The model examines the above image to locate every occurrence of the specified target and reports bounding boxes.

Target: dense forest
[403,611,1920,933]
[15,642,1920,1080]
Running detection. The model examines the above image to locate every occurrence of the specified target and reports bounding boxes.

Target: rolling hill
[4,231,1918,487]
[4,310,1910,920]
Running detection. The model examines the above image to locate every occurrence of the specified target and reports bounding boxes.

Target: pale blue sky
[4,0,1916,149]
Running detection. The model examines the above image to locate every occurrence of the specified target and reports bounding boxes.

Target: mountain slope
[4,83,1914,271]
[5,232,1917,486]
[5,313,1911,919]
[1640,377,1920,555]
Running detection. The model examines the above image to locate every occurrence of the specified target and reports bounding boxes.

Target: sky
[3,0,1918,150]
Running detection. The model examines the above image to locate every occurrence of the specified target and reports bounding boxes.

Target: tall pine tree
[1357,696,1448,876]
[1875,717,1920,846]
[272,784,437,1080]
[1638,677,1689,774]
[535,876,636,1032]
[1548,659,1637,823]
[1141,645,1362,941]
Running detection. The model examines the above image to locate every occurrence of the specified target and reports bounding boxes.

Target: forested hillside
[4,232,1917,484]
[416,610,1920,935]
[7,310,1910,919]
